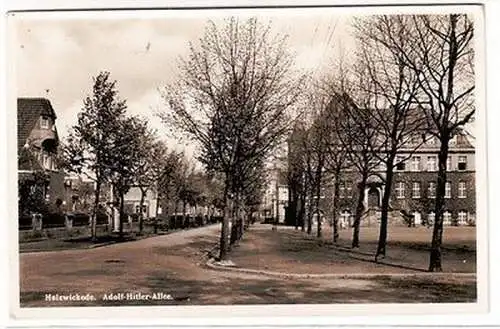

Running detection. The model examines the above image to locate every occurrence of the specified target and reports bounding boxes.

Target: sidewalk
[222,224,476,275]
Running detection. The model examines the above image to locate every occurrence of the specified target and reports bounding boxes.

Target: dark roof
[17,98,57,150]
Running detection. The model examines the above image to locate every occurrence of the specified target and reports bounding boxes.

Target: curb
[205,258,476,280]
[19,241,120,254]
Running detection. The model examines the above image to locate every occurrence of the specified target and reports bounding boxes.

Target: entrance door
[367,187,380,208]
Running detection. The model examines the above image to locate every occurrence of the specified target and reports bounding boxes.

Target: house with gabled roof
[17,97,65,209]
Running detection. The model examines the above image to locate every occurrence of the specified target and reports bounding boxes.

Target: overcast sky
[11,7,478,160]
[12,10,354,157]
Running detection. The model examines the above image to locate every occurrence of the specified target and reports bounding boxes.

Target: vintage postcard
[7,3,487,320]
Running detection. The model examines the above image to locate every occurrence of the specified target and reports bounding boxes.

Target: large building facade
[314,131,476,227]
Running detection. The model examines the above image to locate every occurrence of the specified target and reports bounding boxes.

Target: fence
[18,211,224,242]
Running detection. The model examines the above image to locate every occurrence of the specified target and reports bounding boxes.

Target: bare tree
[335,92,382,248]
[354,16,427,260]
[302,110,328,238]
[328,60,384,248]
[159,17,301,260]
[323,95,351,244]
[399,14,475,271]
[286,122,308,231]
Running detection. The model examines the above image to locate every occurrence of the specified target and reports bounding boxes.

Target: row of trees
[159,18,303,260]
[62,71,225,240]
[287,14,474,272]
[61,14,474,272]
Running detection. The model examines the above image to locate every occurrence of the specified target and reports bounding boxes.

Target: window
[458,211,468,226]
[346,181,352,196]
[339,182,346,198]
[427,156,437,171]
[42,153,50,169]
[458,156,467,170]
[340,211,351,228]
[428,182,436,198]
[395,182,405,199]
[40,116,50,129]
[443,211,452,225]
[428,212,435,225]
[412,182,421,199]
[411,156,421,171]
[447,156,452,171]
[396,156,406,171]
[458,181,467,198]
[445,182,451,198]
[135,205,147,214]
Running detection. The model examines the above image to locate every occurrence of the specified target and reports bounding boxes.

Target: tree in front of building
[353,16,427,261]
[399,14,475,272]
[62,71,127,241]
[107,116,149,237]
[129,124,158,235]
[159,17,301,261]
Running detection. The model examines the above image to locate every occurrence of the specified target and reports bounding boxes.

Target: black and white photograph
[6,3,489,319]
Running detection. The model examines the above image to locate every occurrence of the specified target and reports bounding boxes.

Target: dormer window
[410,135,420,145]
[40,116,50,129]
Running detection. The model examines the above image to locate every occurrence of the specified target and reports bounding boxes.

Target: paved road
[19,224,476,307]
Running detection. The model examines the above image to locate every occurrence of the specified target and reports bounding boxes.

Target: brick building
[317,131,475,227]
[17,98,65,209]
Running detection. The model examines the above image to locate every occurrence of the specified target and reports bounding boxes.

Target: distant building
[123,186,159,219]
[262,144,289,223]
[62,175,98,212]
[17,98,65,208]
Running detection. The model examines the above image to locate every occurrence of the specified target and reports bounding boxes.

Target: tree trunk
[352,173,368,248]
[376,155,396,261]
[429,135,450,272]
[154,191,160,234]
[91,179,101,242]
[230,193,239,245]
[315,169,323,239]
[307,186,314,234]
[299,191,306,231]
[173,200,179,229]
[239,207,245,240]
[219,185,231,261]
[209,205,214,224]
[332,169,341,244]
[119,191,125,238]
[182,201,187,229]
[289,185,298,229]
[138,187,146,235]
